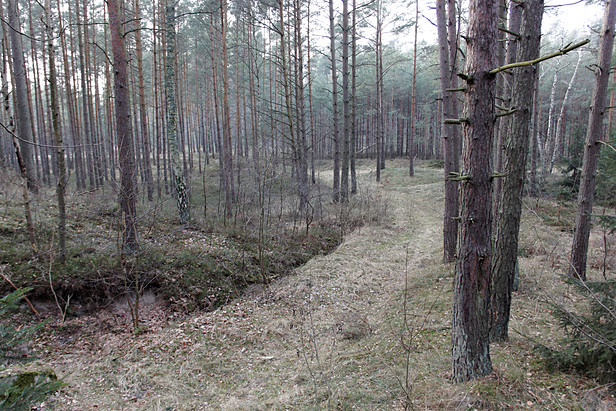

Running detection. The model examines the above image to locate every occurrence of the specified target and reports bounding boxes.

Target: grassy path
[45,161,611,410]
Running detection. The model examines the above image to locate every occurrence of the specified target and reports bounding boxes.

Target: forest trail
[44,162,608,410]
[47,162,452,409]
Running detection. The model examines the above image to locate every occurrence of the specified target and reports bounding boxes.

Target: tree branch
[489,39,590,75]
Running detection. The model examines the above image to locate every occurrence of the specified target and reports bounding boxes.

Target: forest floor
[26,159,616,409]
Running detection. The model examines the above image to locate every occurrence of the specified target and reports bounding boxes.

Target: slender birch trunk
[166,0,190,223]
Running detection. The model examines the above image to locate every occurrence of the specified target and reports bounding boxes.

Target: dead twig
[0,265,39,316]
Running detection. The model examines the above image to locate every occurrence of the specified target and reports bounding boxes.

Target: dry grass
[36,160,615,410]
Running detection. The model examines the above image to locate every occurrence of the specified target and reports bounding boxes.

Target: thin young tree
[570,0,616,281]
[56,0,85,190]
[329,0,341,201]
[375,0,384,182]
[350,0,358,194]
[135,0,154,201]
[293,0,310,212]
[409,0,419,177]
[76,0,94,189]
[341,0,350,202]
[165,0,190,223]
[550,51,582,172]
[307,0,317,185]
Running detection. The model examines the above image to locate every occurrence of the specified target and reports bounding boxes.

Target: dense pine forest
[1,0,615,408]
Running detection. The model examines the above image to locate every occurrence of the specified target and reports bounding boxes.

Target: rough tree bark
[492,1,522,217]
[7,0,37,193]
[437,0,459,263]
[447,0,460,161]
[570,0,616,280]
[107,0,139,252]
[491,0,544,343]
[452,0,499,383]
[220,0,234,218]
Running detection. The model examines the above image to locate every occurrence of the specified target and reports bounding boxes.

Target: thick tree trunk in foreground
[491,0,544,343]
[108,0,138,252]
[452,0,498,383]
[570,0,616,280]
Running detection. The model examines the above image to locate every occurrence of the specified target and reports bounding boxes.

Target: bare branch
[489,39,590,75]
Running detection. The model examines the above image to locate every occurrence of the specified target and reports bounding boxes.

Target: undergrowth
[537,277,616,385]
[0,163,382,315]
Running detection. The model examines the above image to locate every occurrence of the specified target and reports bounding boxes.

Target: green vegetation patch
[0,214,346,315]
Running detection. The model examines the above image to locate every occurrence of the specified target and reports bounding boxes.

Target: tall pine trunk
[7,0,38,193]
[341,0,350,202]
[108,0,139,252]
[350,0,358,194]
[135,0,154,201]
[437,0,459,263]
[570,0,616,280]
[220,0,234,218]
[452,0,498,383]
[329,0,340,201]
[491,0,544,342]
[409,0,419,177]
[492,1,522,217]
